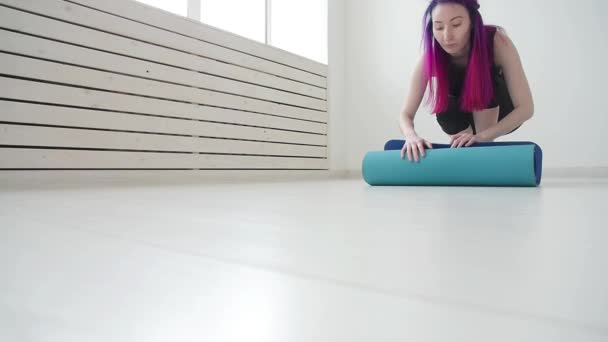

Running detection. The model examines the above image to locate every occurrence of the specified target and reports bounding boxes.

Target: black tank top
[448,26,498,98]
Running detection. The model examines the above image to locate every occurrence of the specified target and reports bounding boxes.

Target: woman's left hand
[450,132,488,148]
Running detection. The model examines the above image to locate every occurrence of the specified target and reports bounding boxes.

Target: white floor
[1,174,607,342]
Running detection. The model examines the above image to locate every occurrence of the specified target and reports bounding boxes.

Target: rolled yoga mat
[362,140,543,186]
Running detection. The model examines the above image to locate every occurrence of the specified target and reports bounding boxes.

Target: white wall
[328,0,346,172]
[329,0,608,172]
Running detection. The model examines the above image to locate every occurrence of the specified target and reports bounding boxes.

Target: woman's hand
[450,128,489,148]
[401,135,433,162]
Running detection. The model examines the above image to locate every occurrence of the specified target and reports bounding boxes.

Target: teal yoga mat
[362,140,543,186]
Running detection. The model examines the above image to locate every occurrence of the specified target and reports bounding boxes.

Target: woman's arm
[477,30,534,141]
[399,56,427,138]
[399,56,433,161]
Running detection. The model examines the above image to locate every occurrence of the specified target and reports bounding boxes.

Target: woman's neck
[450,41,471,67]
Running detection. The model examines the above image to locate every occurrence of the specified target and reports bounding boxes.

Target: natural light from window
[200,0,266,43]
[270,0,327,64]
[134,0,188,17]
[132,0,328,64]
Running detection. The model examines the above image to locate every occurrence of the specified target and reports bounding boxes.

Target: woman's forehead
[432,3,468,21]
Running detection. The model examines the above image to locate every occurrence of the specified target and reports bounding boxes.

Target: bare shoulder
[491,28,534,114]
[493,28,519,68]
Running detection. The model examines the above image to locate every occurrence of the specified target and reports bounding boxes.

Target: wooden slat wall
[0,0,328,172]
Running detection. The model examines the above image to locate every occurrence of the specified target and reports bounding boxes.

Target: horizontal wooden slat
[0,0,326,88]
[68,0,327,76]
[0,124,326,157]
[0,100,327,143]
[0,53,327,122]
[0,5,325,100]
[0,148,329,169]
[0,29,326,110]
[0,78,327,139]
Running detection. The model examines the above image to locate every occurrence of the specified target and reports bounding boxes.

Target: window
[200,0,266,43]
[269,0,327,64]
[132,0,327,64]
[134,0,188,17]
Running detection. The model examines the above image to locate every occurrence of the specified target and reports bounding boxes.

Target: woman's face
[431,3,472,57]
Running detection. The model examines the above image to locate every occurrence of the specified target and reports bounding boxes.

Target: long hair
[421,0,495,114]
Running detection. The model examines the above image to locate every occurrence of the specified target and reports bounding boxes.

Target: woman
[399,0,534,162]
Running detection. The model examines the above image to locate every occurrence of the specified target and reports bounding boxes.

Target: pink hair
[421,0,496,113]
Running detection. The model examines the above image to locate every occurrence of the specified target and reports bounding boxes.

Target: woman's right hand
[401,135,433,162]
